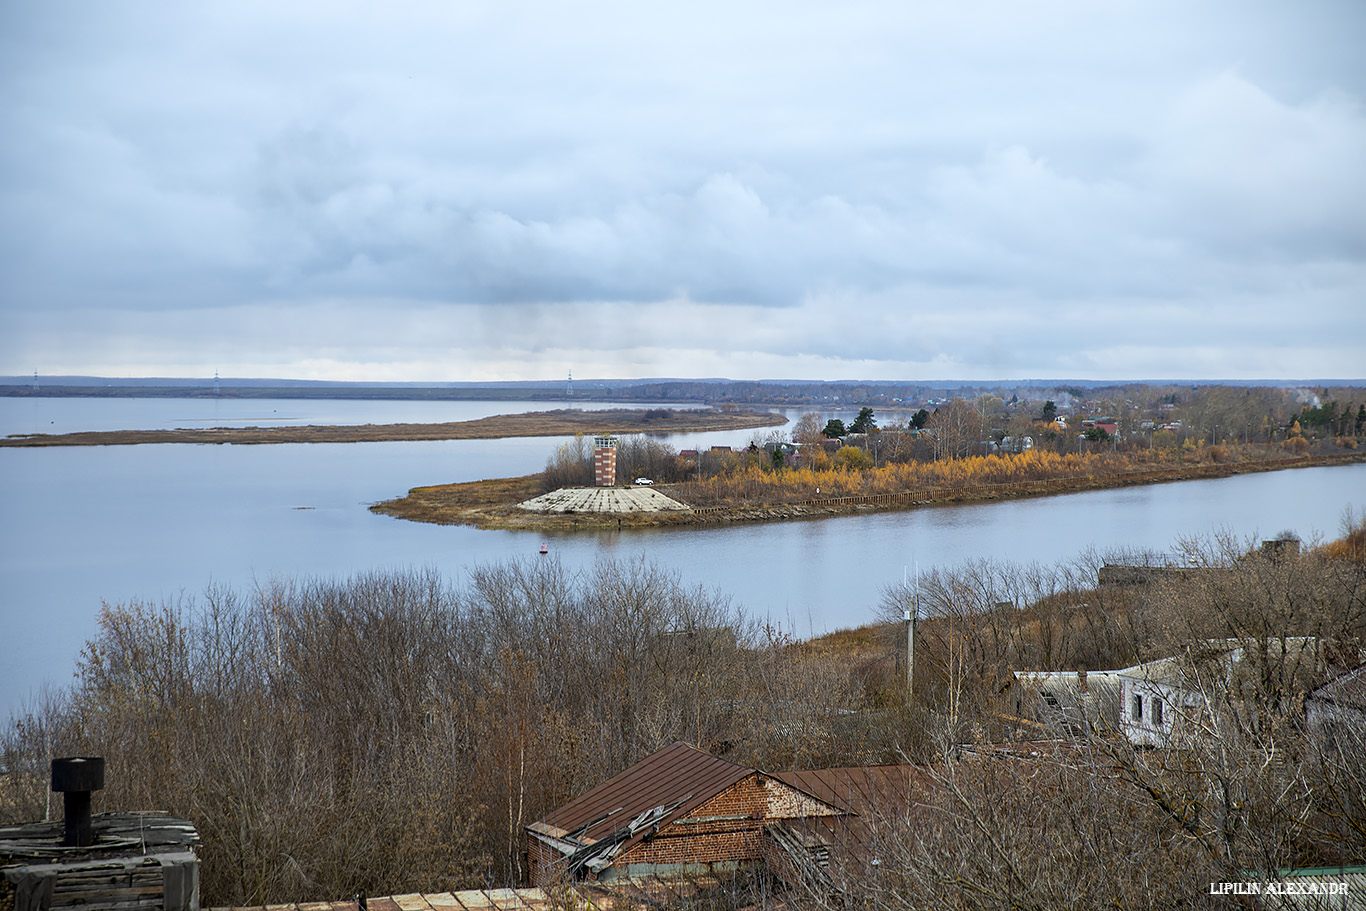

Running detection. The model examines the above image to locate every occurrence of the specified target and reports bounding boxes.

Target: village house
[524,742,845,887]
[1096,552,1203,587]
[524,741,952,898]
[1011,669,1124,737]
[761,439,802,466]
[1116,638,1335,748]
[1012,635,1353,748]
[1,758,201,911]
[1116,655,1208,747]
[528,740,1139,900]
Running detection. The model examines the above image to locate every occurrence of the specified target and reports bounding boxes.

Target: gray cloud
[2,0,1364,380]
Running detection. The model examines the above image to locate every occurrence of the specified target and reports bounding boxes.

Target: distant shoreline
[0,408,786,447]
[0,384,597,402]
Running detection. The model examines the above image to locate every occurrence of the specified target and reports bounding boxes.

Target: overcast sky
[2,1,1363,383]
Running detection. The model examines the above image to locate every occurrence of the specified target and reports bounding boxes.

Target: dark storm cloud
[1,1,1363,380]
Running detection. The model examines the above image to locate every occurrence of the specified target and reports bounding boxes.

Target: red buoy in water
[539,543,548,554]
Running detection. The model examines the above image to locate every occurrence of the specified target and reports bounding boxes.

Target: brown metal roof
[770,765,935,879]
[540,741,754,845]
[773,766,923,817]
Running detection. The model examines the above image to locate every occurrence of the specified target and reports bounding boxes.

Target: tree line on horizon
[540,385,1363,504]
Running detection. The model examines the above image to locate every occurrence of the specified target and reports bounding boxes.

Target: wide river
[2,397,1363,718]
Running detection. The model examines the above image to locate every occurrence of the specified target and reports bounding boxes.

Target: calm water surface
[0,396,708,436]
[1,399,1362,717]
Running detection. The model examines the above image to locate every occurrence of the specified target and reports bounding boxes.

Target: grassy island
[371,445,1366,531]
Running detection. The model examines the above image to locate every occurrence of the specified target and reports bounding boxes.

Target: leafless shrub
[2,559,877,905]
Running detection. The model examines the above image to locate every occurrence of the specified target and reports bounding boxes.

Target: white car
[634,477,654,486]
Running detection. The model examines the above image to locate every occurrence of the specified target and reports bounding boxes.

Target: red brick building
[525,742,844,886]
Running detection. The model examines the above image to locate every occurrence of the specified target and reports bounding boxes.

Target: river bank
[371,451,1366,530]
[7,405,1362,720]
[0,407,785,446]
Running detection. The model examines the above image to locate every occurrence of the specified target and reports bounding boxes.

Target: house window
[1153,698,1163,726]
[1132,693,1143,721]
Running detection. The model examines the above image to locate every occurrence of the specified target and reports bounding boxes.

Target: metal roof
[769,766,931,880]
[1117,638,1332,690]
[772,766,923,818]
[539,741,754,846]
[1309,664,1366,711]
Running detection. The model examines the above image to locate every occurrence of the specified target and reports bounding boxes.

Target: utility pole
[904,565,918,703]
[905,606,914,702]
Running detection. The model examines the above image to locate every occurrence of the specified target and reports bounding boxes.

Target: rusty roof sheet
[769,765,938,877]
[538,741,754,845]
[773,765,924,817]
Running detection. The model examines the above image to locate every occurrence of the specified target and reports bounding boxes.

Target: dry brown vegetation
[371,474,545,525]
[0,561,872,905]
[376,440,1365,530]
[4,522,1363,909]
[674,442,1333,508]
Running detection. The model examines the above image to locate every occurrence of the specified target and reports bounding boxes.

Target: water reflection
[1,399,1362,717]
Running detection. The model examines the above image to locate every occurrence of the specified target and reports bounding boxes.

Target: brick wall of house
[617,774,769,868]
[527,835,559,887]
[762,777,840,819]
[529,770,844,885]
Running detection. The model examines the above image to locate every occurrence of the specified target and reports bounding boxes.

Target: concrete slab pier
[517,487,690,514]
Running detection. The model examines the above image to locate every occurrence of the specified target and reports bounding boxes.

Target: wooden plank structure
[0,813,200,911]
[204,876,736,911]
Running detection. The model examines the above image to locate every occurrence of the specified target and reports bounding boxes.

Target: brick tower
[593,436,617,486]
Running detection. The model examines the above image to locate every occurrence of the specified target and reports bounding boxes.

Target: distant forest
[3,377,1363,407]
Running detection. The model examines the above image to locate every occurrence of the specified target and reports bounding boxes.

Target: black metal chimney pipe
[51,756,105,847]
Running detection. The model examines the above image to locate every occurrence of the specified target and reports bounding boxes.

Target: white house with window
[1116,657,1207,747]
[1116,639,1336,748]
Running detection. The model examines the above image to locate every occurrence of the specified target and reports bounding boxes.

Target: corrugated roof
[1118,638,1331,690]
[540,741,753,846]
[773,766,922,817]
[1253,867,1366,911]
[768,766,932,881]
